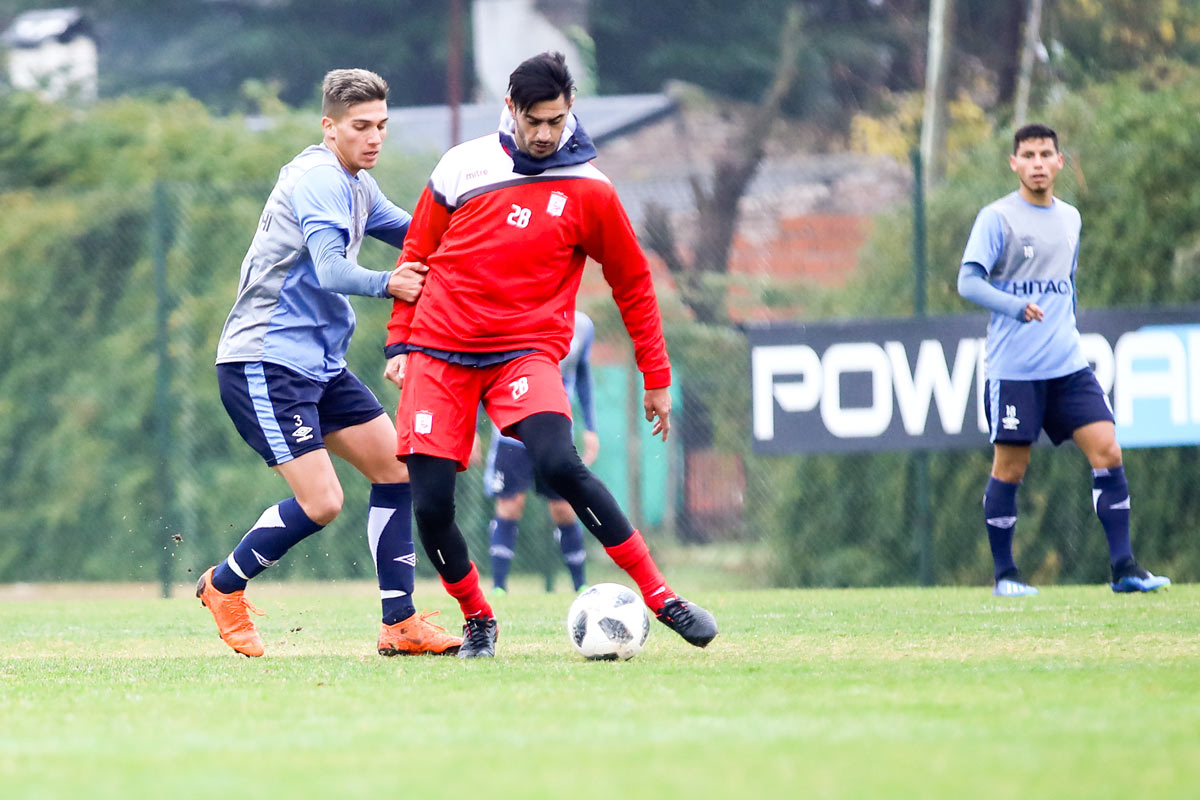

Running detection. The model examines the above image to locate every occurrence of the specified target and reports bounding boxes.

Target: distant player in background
[197,68,461,657]
[484,310,599,594]
[384,51,717,657]
[957,123,1170,597]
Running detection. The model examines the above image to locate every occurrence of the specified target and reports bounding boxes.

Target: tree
[640,4,805,326]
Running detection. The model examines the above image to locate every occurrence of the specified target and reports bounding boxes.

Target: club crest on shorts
[415,410,433,434]
[547,191,568,217]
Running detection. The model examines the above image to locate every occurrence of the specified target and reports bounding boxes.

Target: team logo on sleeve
[547,191,568,217]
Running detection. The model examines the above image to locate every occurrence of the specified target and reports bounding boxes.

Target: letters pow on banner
[749,306,1200,455]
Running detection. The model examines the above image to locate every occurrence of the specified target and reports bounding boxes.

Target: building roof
[2,8,91,49]
[385,93,676,156]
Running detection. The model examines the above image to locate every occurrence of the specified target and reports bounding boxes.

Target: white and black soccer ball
[566,582,650,661]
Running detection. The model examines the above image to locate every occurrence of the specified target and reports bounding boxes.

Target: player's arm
[365,191,411,249]
[293,167,397,298]
[581,189,672,439]
[958,263,1042,321]
[385,183,453,347]
[957,207,1042,322]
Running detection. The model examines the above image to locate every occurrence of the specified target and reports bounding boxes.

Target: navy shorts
[985,367,1114,446]
[483,438,561,501]
[217,362,386,466]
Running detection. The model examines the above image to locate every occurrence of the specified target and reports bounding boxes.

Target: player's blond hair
[321,69,389,119]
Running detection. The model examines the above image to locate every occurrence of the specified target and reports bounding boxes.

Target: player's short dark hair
[1013,123,1058,154]
[507,51,575,111]
[322,69,388,119]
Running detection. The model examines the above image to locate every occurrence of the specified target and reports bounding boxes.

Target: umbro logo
[251,548,279,569]
[291,414,313,443]
[393,553,417,567]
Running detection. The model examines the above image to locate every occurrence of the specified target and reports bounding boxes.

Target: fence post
[152,180,176,599]
[911,150,934,586]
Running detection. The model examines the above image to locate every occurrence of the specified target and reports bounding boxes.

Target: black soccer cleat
[654,597,718,648]
[457,616,499,658]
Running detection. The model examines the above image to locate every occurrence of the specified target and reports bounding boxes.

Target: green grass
[2,581,1199,799]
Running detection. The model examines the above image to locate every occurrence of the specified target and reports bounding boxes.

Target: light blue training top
[959,191,1087,381]
[494,310,597,447]
[216,143,411,381]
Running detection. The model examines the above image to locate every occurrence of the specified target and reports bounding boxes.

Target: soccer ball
[566,582,650,661]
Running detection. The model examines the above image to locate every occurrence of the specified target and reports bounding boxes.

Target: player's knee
[299,486,344,526]
[1094,440,1123,469]
[496,494,525,519]
[534,449,586,494]
[413,489,456,534]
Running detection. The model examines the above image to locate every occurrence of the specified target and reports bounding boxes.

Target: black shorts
[985,367,1114,446]
[217,361,385,466]
[482,437,561,501]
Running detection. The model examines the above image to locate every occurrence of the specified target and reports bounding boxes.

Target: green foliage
[591,0,924,124]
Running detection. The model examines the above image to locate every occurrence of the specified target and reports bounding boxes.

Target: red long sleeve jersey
[386,133,671,389]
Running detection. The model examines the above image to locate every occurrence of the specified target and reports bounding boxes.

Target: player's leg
[325,406,461,655]
[408,454,496,657]
[987,443,1032,595]
[396,353,496,657]
[512,410,717,647]
[483,437,534,594]
[984,378,1041,596]
[1072,422,1170,593]
[490,493,525,593]
[1049,368,1169,592]
[198,363,339,656]
[547,498,588,591]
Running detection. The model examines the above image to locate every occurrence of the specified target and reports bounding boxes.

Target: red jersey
[386,129,670,389]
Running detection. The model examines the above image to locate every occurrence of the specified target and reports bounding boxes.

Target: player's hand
[384,353,407,390]
[1023,302,1045,322]
[643,387,671,442]
[581,429,600,466]
[387,261,428,303]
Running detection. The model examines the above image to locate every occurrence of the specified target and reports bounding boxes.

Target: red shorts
[396,351,572,471]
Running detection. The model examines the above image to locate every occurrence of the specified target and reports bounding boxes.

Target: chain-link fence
[2,179,1198,595]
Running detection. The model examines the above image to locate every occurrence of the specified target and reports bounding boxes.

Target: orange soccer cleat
[196,567,266,657]
[377,610,464,656]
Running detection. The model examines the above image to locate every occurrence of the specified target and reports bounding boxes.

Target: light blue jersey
[495,310,597,447]
[961,192,1087,381]
[216,144,411,381]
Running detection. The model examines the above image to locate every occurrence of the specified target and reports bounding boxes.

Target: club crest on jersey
[415,411,433,435]
[547,191,568,217]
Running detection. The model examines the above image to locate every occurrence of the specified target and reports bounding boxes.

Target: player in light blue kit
[483,310,599,594]
[958,123,1170,597]
[196,69,462,657]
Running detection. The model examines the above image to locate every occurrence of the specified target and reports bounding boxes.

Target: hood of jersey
[497,106,597,176]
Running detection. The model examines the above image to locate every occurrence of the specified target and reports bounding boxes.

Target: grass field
[2,579,1198,799]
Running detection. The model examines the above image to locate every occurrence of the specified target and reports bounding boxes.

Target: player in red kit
[383,52,717,658]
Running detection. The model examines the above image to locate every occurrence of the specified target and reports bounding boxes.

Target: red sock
[604,530,674,610]
[441,562,493,620]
